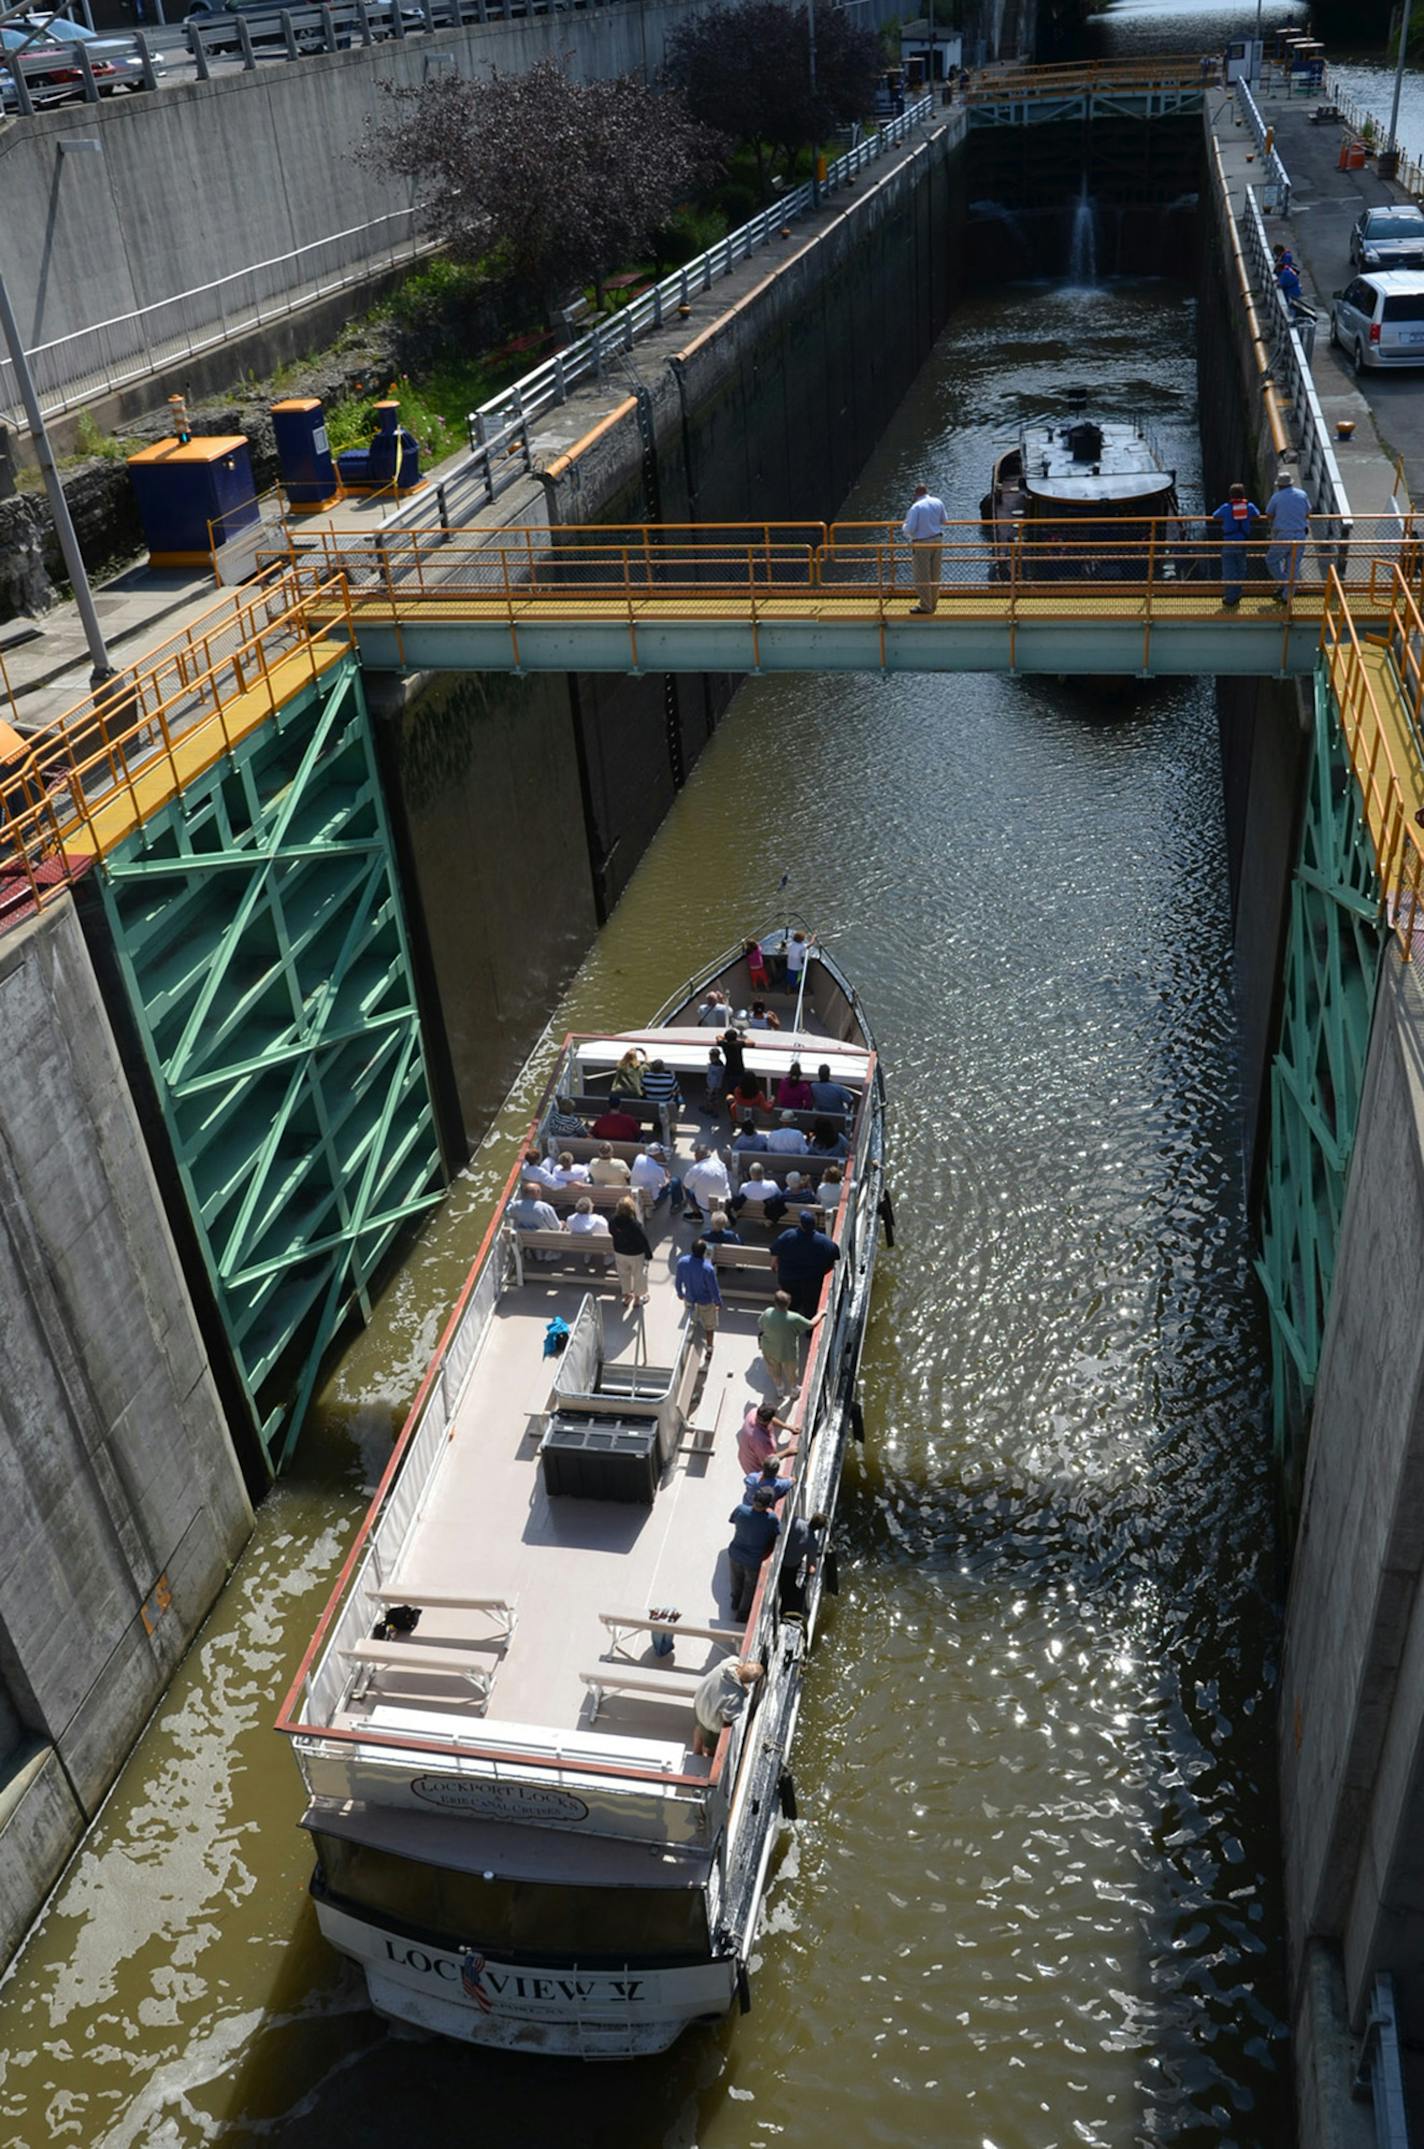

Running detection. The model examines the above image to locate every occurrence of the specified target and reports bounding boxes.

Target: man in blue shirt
[1208,484,1263,608]
[675,1236,723,1354]
[743,1460,794,1501]
[810,1063,856,1116]
[771,1210,841,1318]
[1265,471,1311,603]
[726,1487,780,1618]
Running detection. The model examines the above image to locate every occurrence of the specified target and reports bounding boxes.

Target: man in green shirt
[757,1290,823,1394]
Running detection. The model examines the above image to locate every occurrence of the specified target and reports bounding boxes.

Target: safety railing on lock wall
[0,569,353,917]
[1237,78,1292,214]
[1240,184,1353,530]
[1321,565,1424,960]
[376,96,936,529]
[0,211,431,430]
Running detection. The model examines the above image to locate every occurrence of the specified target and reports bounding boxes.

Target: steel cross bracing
[1254,666,1385,1493]
[94,655,446,1475]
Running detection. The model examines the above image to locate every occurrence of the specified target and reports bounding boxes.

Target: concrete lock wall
[1280,959,1424,2033]
[380,118,966,1152]
[0,0,909,360]
[0,891,251,1969]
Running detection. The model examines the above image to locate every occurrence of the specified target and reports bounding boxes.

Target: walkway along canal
[0,274,1292,2144]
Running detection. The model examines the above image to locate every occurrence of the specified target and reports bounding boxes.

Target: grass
[322,354,525,463]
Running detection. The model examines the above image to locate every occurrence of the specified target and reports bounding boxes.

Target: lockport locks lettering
[408,1775,590,1822]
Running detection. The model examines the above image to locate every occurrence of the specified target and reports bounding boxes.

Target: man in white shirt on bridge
[902,482,947,615]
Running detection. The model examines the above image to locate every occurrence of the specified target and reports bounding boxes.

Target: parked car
[1349,203,1424,271]
[1330,271,1424,371]
[0,16,163,104]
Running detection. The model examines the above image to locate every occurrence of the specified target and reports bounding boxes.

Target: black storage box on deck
[541,1415,659,1504]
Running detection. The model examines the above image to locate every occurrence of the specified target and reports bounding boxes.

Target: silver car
[0,15,163,107]
[1330,271,1424,371]
[1350,204,1424,272]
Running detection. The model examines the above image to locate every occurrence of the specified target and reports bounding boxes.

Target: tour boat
[277,925,886,2057]
[980,410,1181,577]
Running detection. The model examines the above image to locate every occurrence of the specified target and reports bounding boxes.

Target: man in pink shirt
[737,1399,796,1477]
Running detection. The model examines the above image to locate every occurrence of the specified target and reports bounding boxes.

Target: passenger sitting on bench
[592,1103,642,1142]
[732,1122,768,1153]
[807,1116,849,1160]
[815,1164,845,1213]
[732,1161,782,1217]
[511,1181,560,1233]
[522,1146,562,1191]
[775,1061,815,1112]
[589,1141,631,1187]
[548,1095,590,1139]
[729,1073,771,1126]
[681,1144,732,1224]
[781,1171,814,1214]
[566,1196,609,1236]
[704,1209,742,1245]
[692,1657,763,1757]
[746,1000,781,1031]
[765,1111,809,1157]
[548,1150,591,1188]
[611,1047,647,1096]
[811,1063,856,1115]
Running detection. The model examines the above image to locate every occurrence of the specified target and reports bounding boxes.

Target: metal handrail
[0,210,430,429]
[1240,184,1352,529]
[1237,79,1292,214]
[0,566,354,914]
[1333,83,1424,197]
[1321,565,1424,956]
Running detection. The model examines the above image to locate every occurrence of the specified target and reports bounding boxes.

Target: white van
[1330,271,1424,372]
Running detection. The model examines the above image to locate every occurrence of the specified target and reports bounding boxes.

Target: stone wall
[0,891,251,1968]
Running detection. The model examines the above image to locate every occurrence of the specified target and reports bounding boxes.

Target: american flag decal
[461,1950,492,2012]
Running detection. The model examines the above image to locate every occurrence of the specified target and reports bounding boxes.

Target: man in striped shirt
[640,1057,682,1145]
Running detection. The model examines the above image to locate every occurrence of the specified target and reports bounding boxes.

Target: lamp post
[0,273,113,686]
[1385,0,1411,163]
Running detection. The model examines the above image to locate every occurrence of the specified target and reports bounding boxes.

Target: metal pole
[0,273,113,685]
[807,0,816,94]
[1386,0,1411,158]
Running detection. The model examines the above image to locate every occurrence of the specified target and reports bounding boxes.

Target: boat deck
[330,1029,871,1771]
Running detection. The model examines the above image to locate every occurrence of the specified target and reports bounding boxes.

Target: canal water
[0,287,1291,2142]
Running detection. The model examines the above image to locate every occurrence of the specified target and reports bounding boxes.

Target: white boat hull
[317,1900,737,2057]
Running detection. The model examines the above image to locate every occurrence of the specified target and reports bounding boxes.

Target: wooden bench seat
[540,1180,646,1215]
[367,1587,516,1639]
[344,1636,501,1701]
[707,1241,779,1299]
[600,1611,744,1660]
[545,1135,647,1166]
[581,1663,705,1721]
[510,1226,620,1287]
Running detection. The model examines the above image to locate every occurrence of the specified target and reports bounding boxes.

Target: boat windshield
[313,1831,711,1959]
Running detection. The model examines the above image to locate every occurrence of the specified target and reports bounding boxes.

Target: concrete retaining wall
[1281,961,1424,2026]
[0,891,251,1969]
[0,0,908,361]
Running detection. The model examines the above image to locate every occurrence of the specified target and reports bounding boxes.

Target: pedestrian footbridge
[291,517,1408,682]
[963,55,1209,126]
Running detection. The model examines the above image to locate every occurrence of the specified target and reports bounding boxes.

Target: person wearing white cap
[765,1110,808,1156]
[630,1142,681,1214]
[1265,469,1310,604]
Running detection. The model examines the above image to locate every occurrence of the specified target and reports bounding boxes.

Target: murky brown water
[0,275,1291,2145]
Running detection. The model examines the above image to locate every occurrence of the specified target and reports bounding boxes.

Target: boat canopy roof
[1021,417,1175,507]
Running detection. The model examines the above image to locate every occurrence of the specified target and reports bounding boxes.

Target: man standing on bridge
[1208,483,1264,609]
[1265,469,1311,604]
[903,482,947,615]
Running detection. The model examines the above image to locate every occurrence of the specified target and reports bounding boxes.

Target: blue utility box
[126,434,258,566]
[271,397,341,511]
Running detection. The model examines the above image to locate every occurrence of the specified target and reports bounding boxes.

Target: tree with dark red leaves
[365,62,724,323]
[665,0,880,200]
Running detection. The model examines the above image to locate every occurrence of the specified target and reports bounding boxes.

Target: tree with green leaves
[365,63,724,323]
[665,0,881,200]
